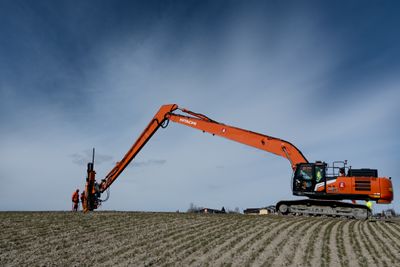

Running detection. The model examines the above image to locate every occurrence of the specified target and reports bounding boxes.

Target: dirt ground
[1,211,399,266]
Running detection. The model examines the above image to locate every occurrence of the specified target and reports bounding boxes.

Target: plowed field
[1,212,399,266]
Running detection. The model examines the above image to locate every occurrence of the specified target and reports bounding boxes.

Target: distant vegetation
[187,203,240,214]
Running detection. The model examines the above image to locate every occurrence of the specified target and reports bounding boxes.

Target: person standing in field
[366,200,373,212]
[72,189,79,211]
[80,190,86,212]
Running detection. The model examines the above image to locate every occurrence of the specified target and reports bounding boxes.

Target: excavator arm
[84,104,308,211]
[98,104,178,192]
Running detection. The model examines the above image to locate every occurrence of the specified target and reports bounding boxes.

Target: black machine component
[348,168,378,177]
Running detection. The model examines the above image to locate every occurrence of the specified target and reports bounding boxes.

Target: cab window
[299,165,313,190]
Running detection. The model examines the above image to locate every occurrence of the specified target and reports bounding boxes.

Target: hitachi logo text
[179,118,197,126]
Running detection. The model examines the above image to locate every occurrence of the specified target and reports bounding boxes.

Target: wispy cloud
[70,150,113,166]
[131,159,167,168]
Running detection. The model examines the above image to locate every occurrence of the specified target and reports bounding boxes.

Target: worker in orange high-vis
[80,190,87,212]
[72,189,79,211]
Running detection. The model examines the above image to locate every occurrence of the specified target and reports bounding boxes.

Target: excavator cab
[293,162,327,195]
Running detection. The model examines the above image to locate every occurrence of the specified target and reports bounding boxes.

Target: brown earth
[1,211,399,266]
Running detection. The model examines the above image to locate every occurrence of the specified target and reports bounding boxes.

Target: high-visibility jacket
[366,201,372,210]
[72,192,79,203]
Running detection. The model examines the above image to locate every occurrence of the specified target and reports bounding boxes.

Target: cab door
[314,164,326,193]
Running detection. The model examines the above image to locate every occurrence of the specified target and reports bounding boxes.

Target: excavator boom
[97,104,307,194]
[167,112,308,170]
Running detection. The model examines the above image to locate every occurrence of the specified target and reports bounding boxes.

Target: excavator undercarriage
[276,199,371,219]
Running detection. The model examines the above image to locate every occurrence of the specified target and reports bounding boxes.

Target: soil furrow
[378,222,400,242]
[335,219,349,267]
[373,222,400,251]
[358,220,384,266]
[264,217,322,267]
[325,219,342,267]
[309,219,337,267]
[205,218,283,266]
[350,220,373,266]
[300,218,332,266]
[167,221,251,264]
[132,217,232,265]
[342,220,360,267]
[247,217,310,266]
[97,216,211,263]
[366,222,400,264]
[289,218,328,267]
[219,217,300,266]
[178,216,263,265]
[103,217,221,265]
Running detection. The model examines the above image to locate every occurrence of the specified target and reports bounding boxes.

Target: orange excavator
[82,104,393,219]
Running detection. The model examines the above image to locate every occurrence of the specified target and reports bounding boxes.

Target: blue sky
[0,0,399,212]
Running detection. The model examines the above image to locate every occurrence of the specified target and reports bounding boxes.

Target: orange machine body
[292,161,393,203]
[314,176,393,203]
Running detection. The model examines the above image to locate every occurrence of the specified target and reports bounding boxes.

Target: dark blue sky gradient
[1,1,399,110]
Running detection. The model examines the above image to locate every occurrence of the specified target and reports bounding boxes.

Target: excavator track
[276,199,371,219]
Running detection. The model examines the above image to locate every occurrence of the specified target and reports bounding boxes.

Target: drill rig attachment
[84,148,101,212]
